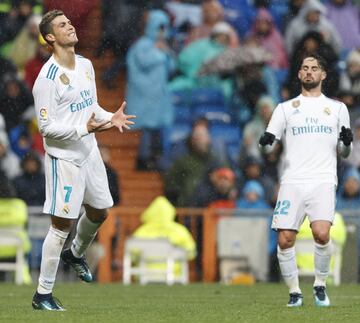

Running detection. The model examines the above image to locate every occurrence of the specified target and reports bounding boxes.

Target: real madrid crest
[292,100,300,108]
[324,107,331,115]
[85,71,91,80]
[59,73,70,85]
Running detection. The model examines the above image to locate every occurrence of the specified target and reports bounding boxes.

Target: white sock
[277,246,301,294]
[71,214,101,258]
[37,226,69,294]
[314,241,332,287]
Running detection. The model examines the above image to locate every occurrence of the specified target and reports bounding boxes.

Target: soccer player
[31,10,135,311]
[259,54,353,307]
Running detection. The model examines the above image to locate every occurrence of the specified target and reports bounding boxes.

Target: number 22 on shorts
[274,200,291,215]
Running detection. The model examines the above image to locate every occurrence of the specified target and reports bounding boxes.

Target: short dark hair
[39,10,64,45]
[299,53,327,72]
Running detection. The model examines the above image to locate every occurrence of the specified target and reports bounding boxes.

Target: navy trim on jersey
[46,63,59,80]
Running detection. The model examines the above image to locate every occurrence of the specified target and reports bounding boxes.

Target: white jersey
[33,54,113,166]
[266,94,350,185]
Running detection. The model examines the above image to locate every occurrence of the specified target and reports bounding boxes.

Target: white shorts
[271,182,336,231]
[43,147,113,219]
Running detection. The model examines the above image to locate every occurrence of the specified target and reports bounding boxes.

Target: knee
[51,215,73,232]
[278,233,296,250]
[85,207,108,223]
[313,230,330,245]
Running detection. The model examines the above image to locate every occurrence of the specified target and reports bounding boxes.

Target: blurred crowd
[0,0,360,280]
[104,0,360,213]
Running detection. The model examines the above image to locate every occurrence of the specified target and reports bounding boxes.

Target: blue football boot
[61,248,93,283]
[287,293,303,307]
[32,292,65,311]
[313,286,330,307]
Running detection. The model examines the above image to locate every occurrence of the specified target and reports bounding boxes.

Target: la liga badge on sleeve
[39,107,48,121]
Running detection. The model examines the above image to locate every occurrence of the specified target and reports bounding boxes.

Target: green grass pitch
[1,283,360,323]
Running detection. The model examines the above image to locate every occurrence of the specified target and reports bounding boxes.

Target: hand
[339,126,353,146]
[87,113,112,133]
[111,101,136,133]
[259,132,275,146]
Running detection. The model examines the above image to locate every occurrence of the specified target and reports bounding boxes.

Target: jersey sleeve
[89,62,114,122]
[33,78,89,141]
[266,104,286,140]
[338,102,350,133]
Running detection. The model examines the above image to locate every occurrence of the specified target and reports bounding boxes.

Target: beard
[301,79,321,90]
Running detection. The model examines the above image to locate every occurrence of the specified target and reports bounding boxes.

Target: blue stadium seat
[210,124,242,166]
[174,105,191,123]
[190,88,225,107]
[193,105,232,124]
[172,90,191,107]
[160,124,191,170]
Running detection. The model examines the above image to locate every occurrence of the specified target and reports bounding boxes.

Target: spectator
[336,91,360,129]
[9,123,32,159]
[99,1,165,84]
[339,49,360,105]
[285,0,342,56]
[230,38,281,117]
[236,179,270,209]
[283,31,339,100]
[247,8,288,69]
[347,118,360,170]
[336,168,360,210]
[0,75,33,132]
[98,144,121,206]
[241,95,275,159]
[186,0,239,48]
[164,120,222,206]
[190,167,237,207]
[237,156,276,206]
[170,22,233,98]
[282,0,307,32]
[125,10,175,171]
[0,56,17,83]
[0,0,35,49]
[6,13,42,75]
[13,151,45,206]
[133,196,196,278]
[337,159,357,191]
[325,0,360,51]
[24,34,50,90]
[0,113,21,179]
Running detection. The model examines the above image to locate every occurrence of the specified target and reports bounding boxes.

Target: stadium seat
[123,237,189,285]
[0,198,31,284]
[210,124,241,165]
[0,229,25,285]
[192,105,231,124]
[190,88,225,107]
[295,239,342,286]
[161,123,191,154]
[172,89,191,107]
[174,105,191,123]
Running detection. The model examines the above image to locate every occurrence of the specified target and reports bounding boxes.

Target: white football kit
[33,55,114,218]
[266,94,350,230]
